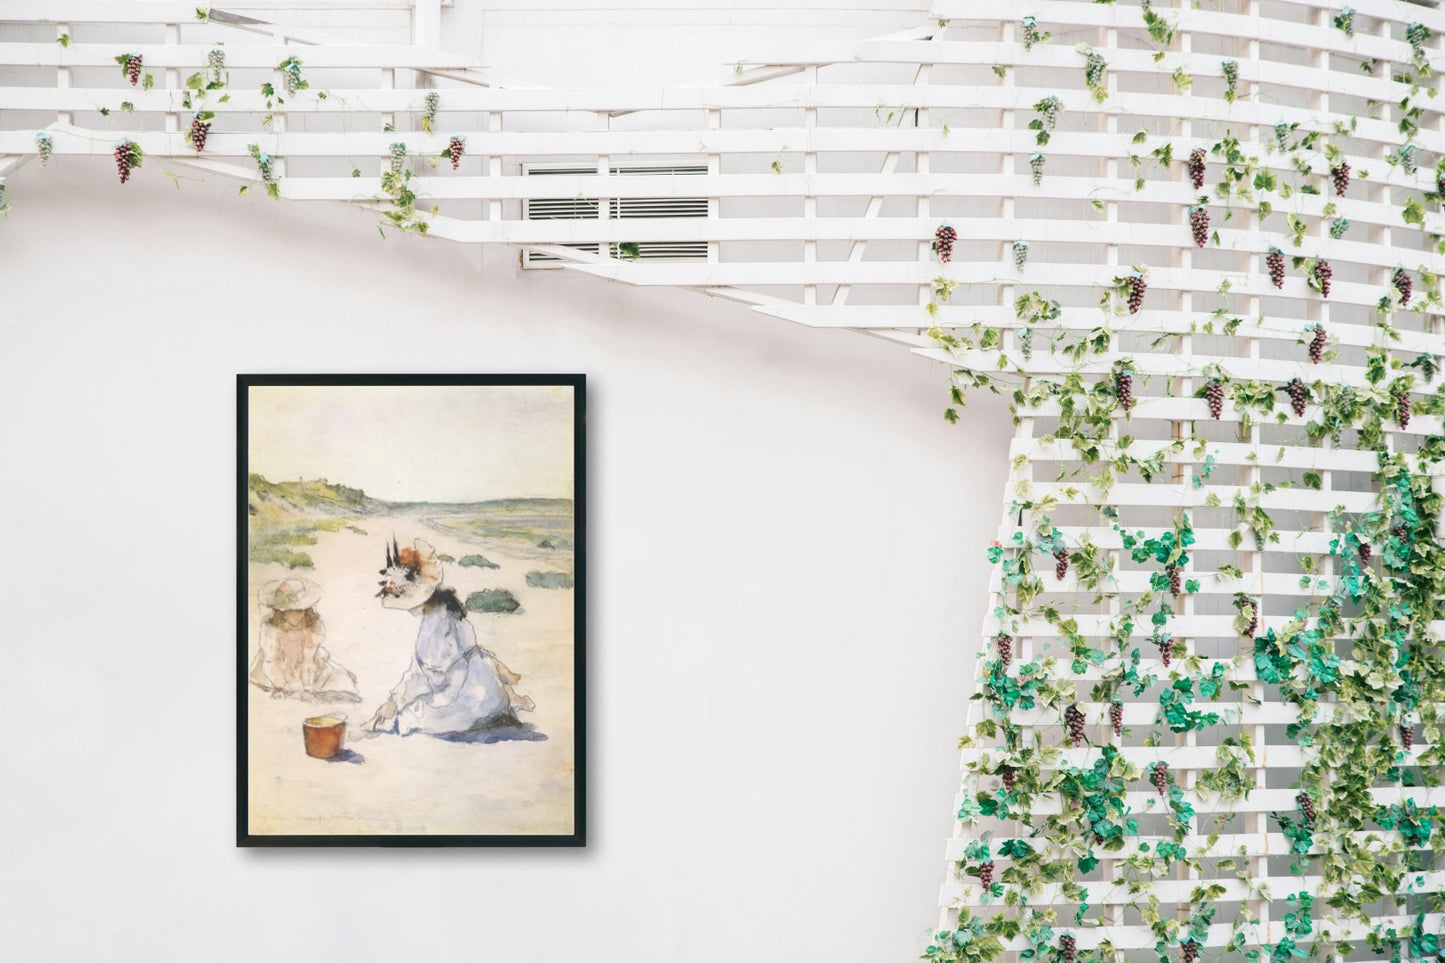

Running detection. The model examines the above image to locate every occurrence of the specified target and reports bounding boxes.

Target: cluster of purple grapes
[1359,542,1373,565]
[1182,941,1199,963]
[447,136,465,171]
[1109,701,1123,738]
[1402,724,1416,750]
[1204,380,1224,419]
[978,860,995,889]
[1059,935,1077,963]
[1394,268,1413,307]
[1266,247,1286,289]
[1187,148,1206,190]
[1189,206,1209,247]
[999,764,1017,792]
[1157,638,1173,667]
[1396,389,1412,429]
[1167,564,1182,596]
[1393,523,1410,543]
[996,632,1013,669]
[1331,160,1351,196]
[1114,368,1134,411]
[934,224,957,263]
[1296,792,1316,826]
[1285,377,1308,417]
[1308,325,1327,364]
[1313,259,1333,298]
[125,54,143,86]
[1064,704,1086,747]
[114,141,136,183]
[189,115,210,153]
[1125,275,1146,313]
[1054,549,1070,580]
[1151,762,1169,795]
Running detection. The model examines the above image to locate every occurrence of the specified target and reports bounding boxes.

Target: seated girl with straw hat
[249,577,361,703]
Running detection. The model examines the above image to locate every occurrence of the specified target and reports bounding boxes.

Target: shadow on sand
[435,722,548,744]
[325,749,366,765]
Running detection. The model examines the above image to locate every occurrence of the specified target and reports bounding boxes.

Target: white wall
[0,158,1008,960]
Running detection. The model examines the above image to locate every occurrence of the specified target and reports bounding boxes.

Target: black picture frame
[237,373,586,847]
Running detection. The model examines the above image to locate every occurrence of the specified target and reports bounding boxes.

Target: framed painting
[237,374,585,846]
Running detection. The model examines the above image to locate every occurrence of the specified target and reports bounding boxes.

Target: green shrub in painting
[465,588,520,613]
[525,571,574,589]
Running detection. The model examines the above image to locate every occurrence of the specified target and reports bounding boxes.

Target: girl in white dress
[249,577,361,703]
[360,538,534,737]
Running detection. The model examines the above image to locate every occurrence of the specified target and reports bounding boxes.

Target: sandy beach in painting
[245,508,576,837]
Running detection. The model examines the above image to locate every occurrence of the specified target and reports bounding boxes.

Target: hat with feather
[377,537,445,609]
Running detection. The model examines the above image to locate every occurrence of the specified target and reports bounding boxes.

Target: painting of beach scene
[237,375,585,846]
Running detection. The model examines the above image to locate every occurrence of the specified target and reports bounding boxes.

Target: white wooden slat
[1,1,217,23]
[944,831,1436,862]
[935,0,1441,60]
[0,69,1431,118]
[924,914,1445,948]
[945,873,1445,907]
[0,42,488,69]
[956,744,1432,771]
[763,305,1445,350]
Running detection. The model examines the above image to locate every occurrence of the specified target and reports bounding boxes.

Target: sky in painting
[248,383,575,503]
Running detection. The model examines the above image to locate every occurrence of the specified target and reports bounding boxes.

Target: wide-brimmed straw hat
[258,576,323,611]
